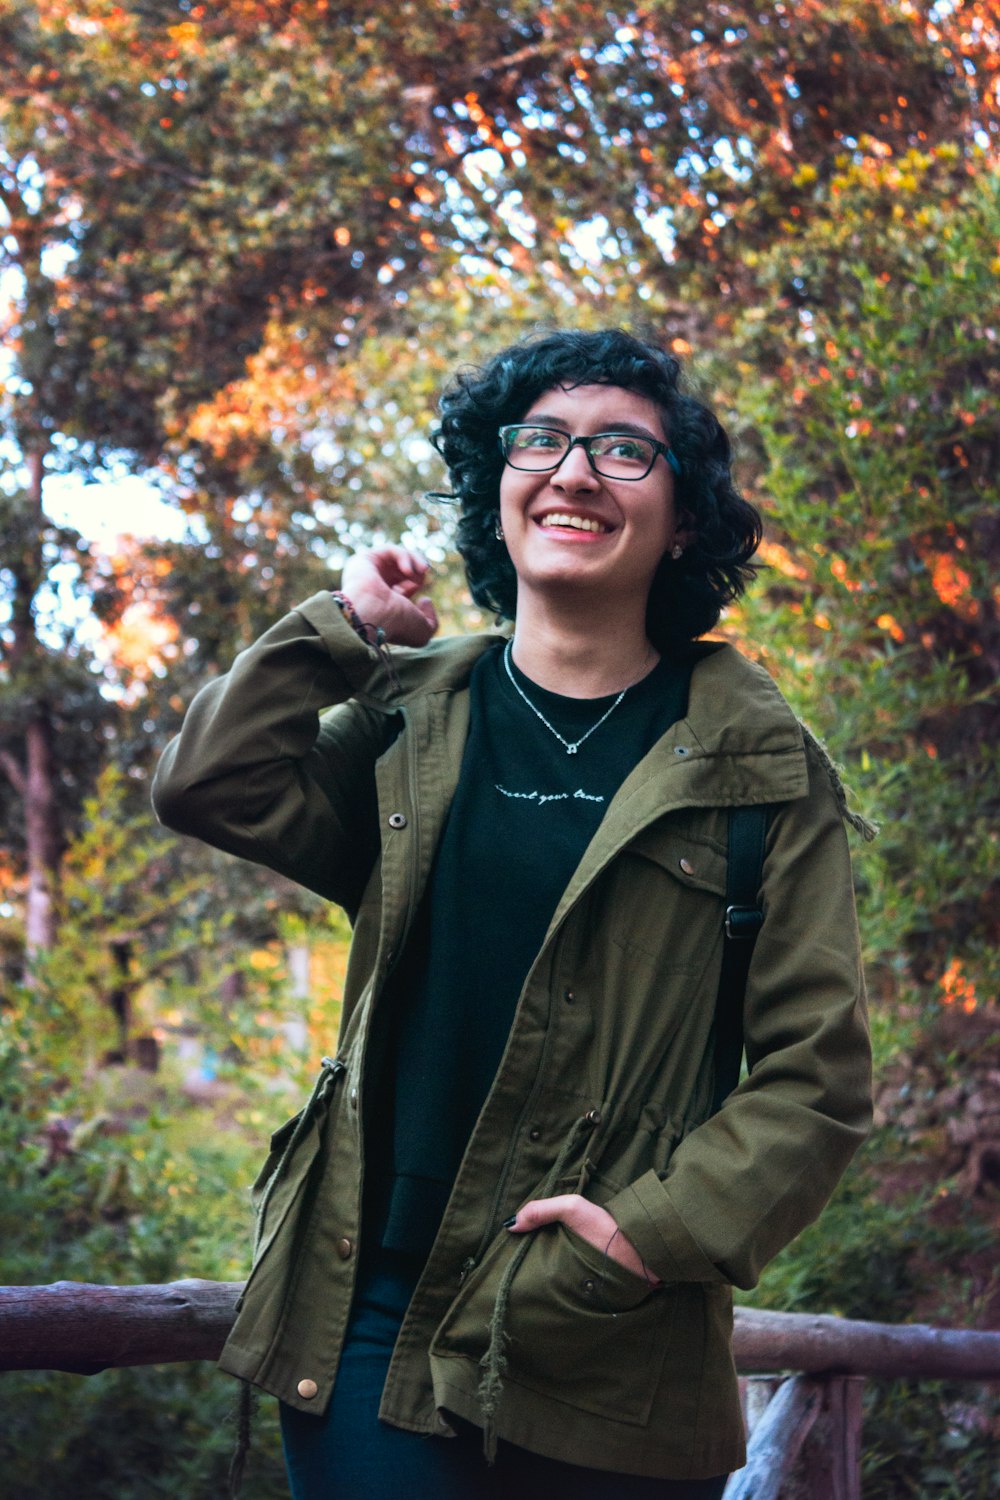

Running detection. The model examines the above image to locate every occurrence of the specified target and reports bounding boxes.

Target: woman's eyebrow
[595,421,662,440]
[523,414,662,440]
[520,412,571,429]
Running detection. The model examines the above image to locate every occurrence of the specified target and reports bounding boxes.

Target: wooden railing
[3,1282,999,1499]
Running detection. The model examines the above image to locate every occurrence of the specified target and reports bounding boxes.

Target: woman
[153,328,873,1499]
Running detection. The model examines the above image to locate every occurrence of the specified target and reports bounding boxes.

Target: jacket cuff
[295,591,386,698]
[604,1171,725,1285]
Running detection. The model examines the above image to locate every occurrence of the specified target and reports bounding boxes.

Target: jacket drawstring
[227,1380,255,1499]
[362,622,402,695]
[478,1110,603,1463]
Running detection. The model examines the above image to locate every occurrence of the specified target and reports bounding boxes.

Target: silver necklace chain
[502,640,630,755]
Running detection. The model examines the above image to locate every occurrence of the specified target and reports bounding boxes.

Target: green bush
[741,1125,997,1500]
[0,1366,287,1500]
[0,982,288,1496]
[862,1380,1000,1500]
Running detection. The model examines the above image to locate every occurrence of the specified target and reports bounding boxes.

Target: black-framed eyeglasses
[498,424,682,481]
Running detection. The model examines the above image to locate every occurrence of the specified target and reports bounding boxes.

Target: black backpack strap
[711,803,771,1114]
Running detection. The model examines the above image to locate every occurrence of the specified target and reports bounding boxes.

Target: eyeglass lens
[503,427,656,479]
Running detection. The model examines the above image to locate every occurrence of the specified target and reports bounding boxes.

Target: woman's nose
[552,442,599,490]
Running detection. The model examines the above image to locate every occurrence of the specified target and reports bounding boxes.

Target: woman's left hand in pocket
[505,1194,661,1286]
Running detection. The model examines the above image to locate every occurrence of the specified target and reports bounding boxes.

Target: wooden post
[723,1375,822,1500]
[740,1374,784,1435]
[823,1375,864,1500]
[731,1373,865,1499]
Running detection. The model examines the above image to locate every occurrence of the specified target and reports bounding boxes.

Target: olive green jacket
[152,591,872,1481]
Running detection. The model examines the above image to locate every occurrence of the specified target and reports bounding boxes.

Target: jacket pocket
[600,826,727,978]
[628,824,727,897]
[433,1222,673,1426]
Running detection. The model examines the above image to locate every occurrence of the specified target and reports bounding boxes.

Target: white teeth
[539,513,607,533]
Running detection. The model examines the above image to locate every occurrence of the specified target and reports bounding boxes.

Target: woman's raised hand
[340,546,439,648]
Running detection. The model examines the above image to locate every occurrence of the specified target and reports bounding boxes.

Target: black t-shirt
[365,640,693,1259]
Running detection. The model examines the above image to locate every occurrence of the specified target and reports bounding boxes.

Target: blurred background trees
[1,1,997,1494]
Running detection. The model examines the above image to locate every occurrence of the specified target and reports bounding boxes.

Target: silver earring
[671,544,684,560]
[495,520,505,541]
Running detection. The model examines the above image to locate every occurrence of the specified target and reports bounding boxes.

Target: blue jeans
[280,1251,729,1500]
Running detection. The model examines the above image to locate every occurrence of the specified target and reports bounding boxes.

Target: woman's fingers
[504,1194,660,1284]
[373,545,430,587]
[415,596,439,632]
[342,546,429,594]
[505,1194,589,1232]
[384,594,438,647]
[339,547,437,645]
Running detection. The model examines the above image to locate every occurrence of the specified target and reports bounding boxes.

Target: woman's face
[498,383,685,609]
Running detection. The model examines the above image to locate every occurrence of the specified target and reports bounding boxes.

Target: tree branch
[472,39,565,77]
[0,747,26,796]
[2,76,207,191]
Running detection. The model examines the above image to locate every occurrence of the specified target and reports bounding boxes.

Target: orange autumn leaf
[939,958,977,1013]
[876,612,905,642]
[929,553,978,619]
[758,538,809,581]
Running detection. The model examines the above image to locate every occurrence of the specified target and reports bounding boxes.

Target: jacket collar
[371,630,811,963]
[373,631,807,798]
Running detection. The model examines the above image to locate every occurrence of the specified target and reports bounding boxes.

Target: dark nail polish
[501,1215,517,1229]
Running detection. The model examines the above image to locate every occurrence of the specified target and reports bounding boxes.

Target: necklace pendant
[502,641,630,757]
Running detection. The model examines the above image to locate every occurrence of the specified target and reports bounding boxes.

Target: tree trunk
[12,447,59,959]
[23,712,58,955]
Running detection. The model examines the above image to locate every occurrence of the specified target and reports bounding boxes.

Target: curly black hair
[432,327,762,652]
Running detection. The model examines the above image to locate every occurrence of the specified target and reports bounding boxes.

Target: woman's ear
[672,512,697,553]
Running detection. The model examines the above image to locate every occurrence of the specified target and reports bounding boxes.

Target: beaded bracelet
[330,590,369,640]
[330,590,400,691]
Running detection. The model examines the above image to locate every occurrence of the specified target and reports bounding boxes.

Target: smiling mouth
[536,512,612,534]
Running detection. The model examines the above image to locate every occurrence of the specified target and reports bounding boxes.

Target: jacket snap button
[563,988,575,1004]
[336,1237,354,1260]
[528,1126,541,1142]
[585,1108,602,1126]
[582,1278,596,1296]
[679,857,694,875]
[388,812,407,829]
[349,1089,358,1110]
[297,1378,318,1399]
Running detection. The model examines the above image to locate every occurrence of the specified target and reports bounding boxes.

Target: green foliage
[744,1121,999,1498]
[862,1380,1000,1500]
[0,1365,287,1500]
[0,1030,255,1289]
[0,885,291,1496]
[744,1131,994,1324]
[12,761,313,1065]
[724,149,999,1015]
[0,1057,268,1496]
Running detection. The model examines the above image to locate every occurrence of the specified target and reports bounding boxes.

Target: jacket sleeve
[604,746,873,1290]
[151,592,397,916]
